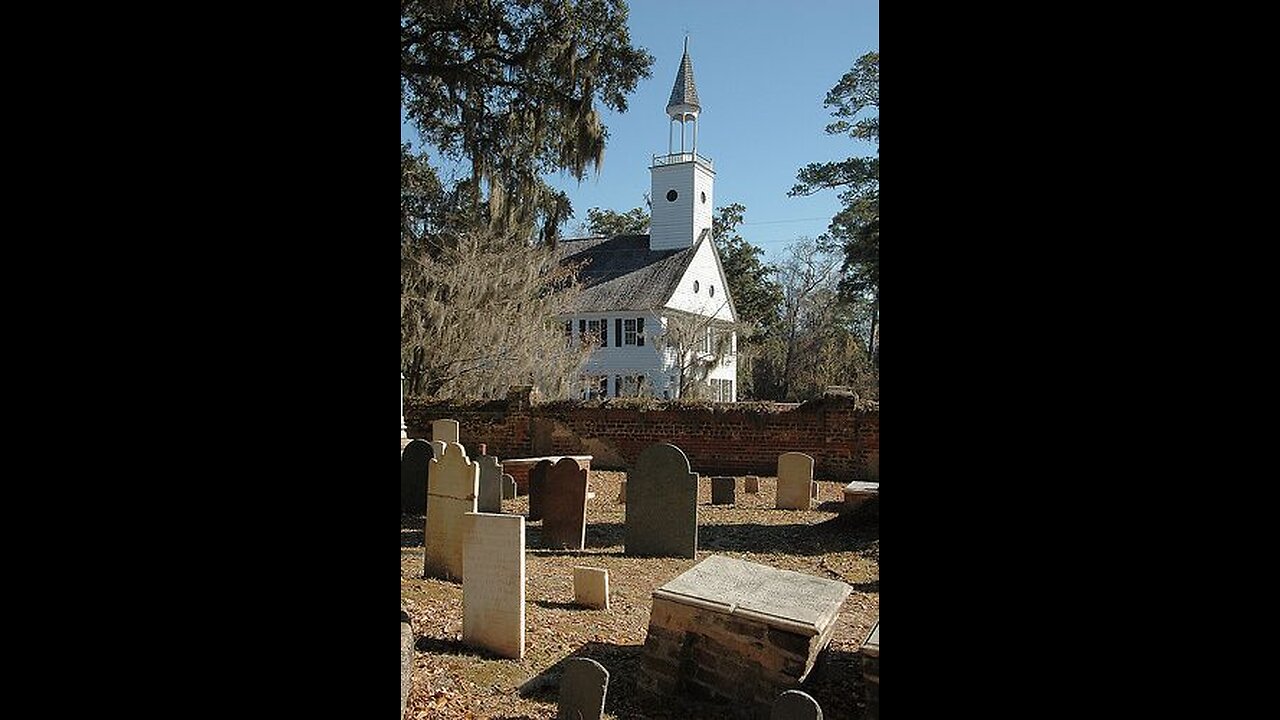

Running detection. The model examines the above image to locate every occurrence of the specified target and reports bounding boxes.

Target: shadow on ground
[517,640,870,719]
[414,634,514,661]
[401,513,424,548]
[698,514,879,556]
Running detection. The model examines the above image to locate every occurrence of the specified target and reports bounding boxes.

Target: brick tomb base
[639,555,851,719]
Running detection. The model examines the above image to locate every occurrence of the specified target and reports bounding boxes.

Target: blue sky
[402,0,879,264]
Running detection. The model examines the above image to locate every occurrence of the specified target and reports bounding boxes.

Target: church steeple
[650,39,715,252]
[666,37,702,155]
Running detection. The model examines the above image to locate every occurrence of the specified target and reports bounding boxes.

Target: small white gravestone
[573,566,610,610]
[776,453,815,510]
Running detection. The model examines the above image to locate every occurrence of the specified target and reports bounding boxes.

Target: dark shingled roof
[555,234,696,312]
[666,45,700,112]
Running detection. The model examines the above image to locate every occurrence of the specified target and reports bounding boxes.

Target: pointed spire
[666,39,700,118]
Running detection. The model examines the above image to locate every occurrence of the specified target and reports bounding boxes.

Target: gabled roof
[666,44,701,113]
[555,234,694,312]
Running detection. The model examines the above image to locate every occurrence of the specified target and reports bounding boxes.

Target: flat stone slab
[843,481,880,494]
[653,555,851,637]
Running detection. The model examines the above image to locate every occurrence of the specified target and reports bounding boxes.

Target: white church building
[555,42,738,402]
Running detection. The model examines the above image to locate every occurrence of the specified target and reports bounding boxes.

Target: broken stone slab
[843,481,880,513]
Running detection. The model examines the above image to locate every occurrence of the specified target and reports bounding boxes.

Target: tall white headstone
[423,441,478,581]
[462,512,525,659]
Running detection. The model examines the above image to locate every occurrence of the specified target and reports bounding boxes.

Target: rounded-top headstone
[625,442,698,557]
[528,459,554,521]
[771,689,823,720]
[401,440,433,516]
[558,657,609,720]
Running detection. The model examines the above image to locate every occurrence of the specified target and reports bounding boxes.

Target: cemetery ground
[401,470,879,719]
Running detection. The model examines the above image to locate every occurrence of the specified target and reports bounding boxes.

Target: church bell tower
[650,38,715,252]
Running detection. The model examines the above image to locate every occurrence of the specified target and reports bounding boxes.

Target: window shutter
[616,318,622,347]
[601,320,608,347]
[637,317,645,346]
[579,319,586,338]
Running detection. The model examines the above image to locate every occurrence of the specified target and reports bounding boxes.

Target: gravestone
[625,443,698,558]
[528,459,553,521]
[502,473,517,500]
[432,418,460,444]
[776,452,815,510]
[400,609,413,720]
[843,481,879,513]
[772,690,823,720]
[812,481,819,499]
[476,454,504,513]
[400,440,432,516]
[423,442,478,581]
[745,475,760,493]
[558,657,609,720]
[461,512,525,658]
[640,555,851,717]
[710,476,735,505]
[573,566,610,610]
[861,622,879,720]
[617,480,626,503]
[542,457,589,550]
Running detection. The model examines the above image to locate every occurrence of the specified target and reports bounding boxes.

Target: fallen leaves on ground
[401,471,878,719]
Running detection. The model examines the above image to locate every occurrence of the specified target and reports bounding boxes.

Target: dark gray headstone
[401,440,432,516]
[710,476,735,505]
[771,690,823,720]
[502,473,517,500]
[400,610,413,719]
[558,657,609,720]
[625,443,698,557]
[745,475,760,493]
[542,458,588,550]
[528,459,552,521]
[476,455,503,513]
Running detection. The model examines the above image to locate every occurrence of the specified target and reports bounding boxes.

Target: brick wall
[405,387,879,481]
